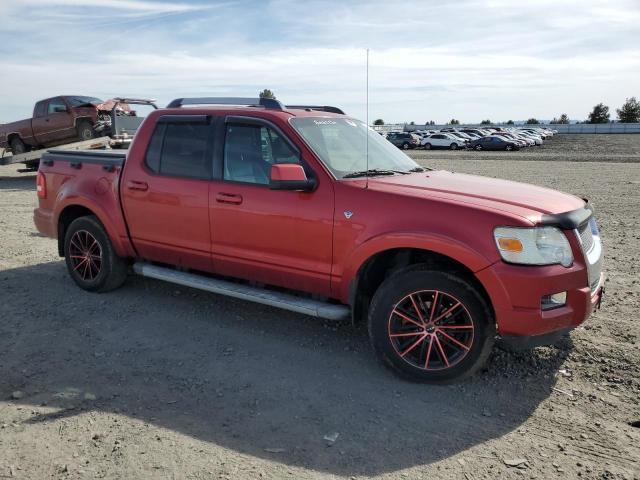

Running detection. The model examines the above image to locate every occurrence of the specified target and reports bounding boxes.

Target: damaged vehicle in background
[0,95,157,155]
[0,95,156,170]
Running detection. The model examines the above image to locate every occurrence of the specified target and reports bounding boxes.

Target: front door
[121,115,215,272]
[209,117,334,297]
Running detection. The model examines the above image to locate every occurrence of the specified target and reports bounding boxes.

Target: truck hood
[370,170,585,222]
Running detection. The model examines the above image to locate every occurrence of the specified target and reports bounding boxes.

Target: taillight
[36,172,46,199]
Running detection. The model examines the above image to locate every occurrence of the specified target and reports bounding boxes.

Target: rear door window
[144,119,213,179]
[34,101,46,118]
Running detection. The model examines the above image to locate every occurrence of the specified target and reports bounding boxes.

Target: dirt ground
[0,135,639,479]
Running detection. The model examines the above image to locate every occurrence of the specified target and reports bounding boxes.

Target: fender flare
[55,196,135,258]
[338,232,494,302]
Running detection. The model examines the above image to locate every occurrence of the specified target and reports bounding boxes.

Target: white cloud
[8,0,206,13]
[0,0,638,123]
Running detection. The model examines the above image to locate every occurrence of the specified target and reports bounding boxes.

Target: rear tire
[368,266,495,383]
[475,145,482,151]
[10,137,28,155]
[402,143,410,150]
[506,145,513,151]
[77,120,96,141]
[64,215,128,292]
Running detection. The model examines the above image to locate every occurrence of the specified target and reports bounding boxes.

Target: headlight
[494,226,573,267]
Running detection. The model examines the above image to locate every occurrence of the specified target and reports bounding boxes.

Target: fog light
[541,292,567,310]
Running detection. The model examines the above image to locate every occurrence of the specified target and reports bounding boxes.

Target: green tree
[373,119,384,125]
[449,118,460,125]
[259,89,276,100]
[506,120,514,125]
[409,121,415,125]
[427,120,435,125]
[480,119,491,125]
[587,103,610,123]
[526,118,540,125]
[617,97,640,123]
[550,114,569,124]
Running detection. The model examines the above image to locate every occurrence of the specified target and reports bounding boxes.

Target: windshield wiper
[342,169,408,179]
[407,167,432,172]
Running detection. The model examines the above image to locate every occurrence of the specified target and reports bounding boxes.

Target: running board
[133,262,350,321]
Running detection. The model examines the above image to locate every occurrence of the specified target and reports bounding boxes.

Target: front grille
[575,217,602,293]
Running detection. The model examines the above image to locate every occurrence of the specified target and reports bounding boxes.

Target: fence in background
[374,123,640,134]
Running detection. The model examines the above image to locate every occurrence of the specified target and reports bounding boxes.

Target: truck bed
[41,147,126,166]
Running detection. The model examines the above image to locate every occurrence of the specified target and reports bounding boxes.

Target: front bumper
[477,257,605,339]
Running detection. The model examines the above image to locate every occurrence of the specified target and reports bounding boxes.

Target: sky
[0,0,639,124]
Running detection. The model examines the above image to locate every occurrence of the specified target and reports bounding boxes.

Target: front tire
[506,144,513,151]
[423,143,432,150]
[402,142,410,150]
[10,137,28,155]
[450,143,458,150]
[77,120,96,141]
[64,215,128,292]
[368,267,495,383]
[475,145,482,151]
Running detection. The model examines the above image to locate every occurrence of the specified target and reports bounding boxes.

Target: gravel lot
[1,135,639,479]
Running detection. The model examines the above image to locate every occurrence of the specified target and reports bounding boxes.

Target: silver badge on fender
[344,211,353,219]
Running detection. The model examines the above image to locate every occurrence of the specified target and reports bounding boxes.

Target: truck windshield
[67,96,103,107]
[289,117,421,179]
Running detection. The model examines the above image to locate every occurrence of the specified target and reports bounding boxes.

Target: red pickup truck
[33,97,604,382]
[0,95,105,154]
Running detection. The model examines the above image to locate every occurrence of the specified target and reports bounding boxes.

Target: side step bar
[133,262,350,321]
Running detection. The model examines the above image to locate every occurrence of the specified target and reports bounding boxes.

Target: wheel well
[57,205,95,256]
[350,248,494,324]
[7,133,21,144]
[75,117,95,129]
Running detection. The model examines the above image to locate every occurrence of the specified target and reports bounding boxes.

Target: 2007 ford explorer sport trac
[33,97,605,382]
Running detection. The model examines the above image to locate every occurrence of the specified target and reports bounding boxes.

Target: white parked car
[421,133,467,150]
[517,131,544,145]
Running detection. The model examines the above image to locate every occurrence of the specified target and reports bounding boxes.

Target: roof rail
[166,97,284,110]
[286,105,345,115]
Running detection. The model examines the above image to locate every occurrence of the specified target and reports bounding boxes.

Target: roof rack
[285,105,345,115]
[166,97,345,115]
[166,97,284,110]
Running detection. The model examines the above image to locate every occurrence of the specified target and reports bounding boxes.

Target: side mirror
[269,164,316,192]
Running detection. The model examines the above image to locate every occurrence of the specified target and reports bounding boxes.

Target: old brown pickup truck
[0,95,106,154]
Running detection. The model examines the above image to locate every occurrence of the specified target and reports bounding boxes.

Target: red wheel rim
[69,230,102,281]
[387,290,474,371]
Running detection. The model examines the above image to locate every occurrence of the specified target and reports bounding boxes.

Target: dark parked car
[386,132,419,149]
[468,136,520,151]
[460,128,488,137]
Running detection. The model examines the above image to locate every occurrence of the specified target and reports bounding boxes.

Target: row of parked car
[385,126,558,151]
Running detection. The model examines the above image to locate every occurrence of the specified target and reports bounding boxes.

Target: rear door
[121,115,215,271]
[208,115,334,297]
[32,97,75,144]
[432,134,446,147]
